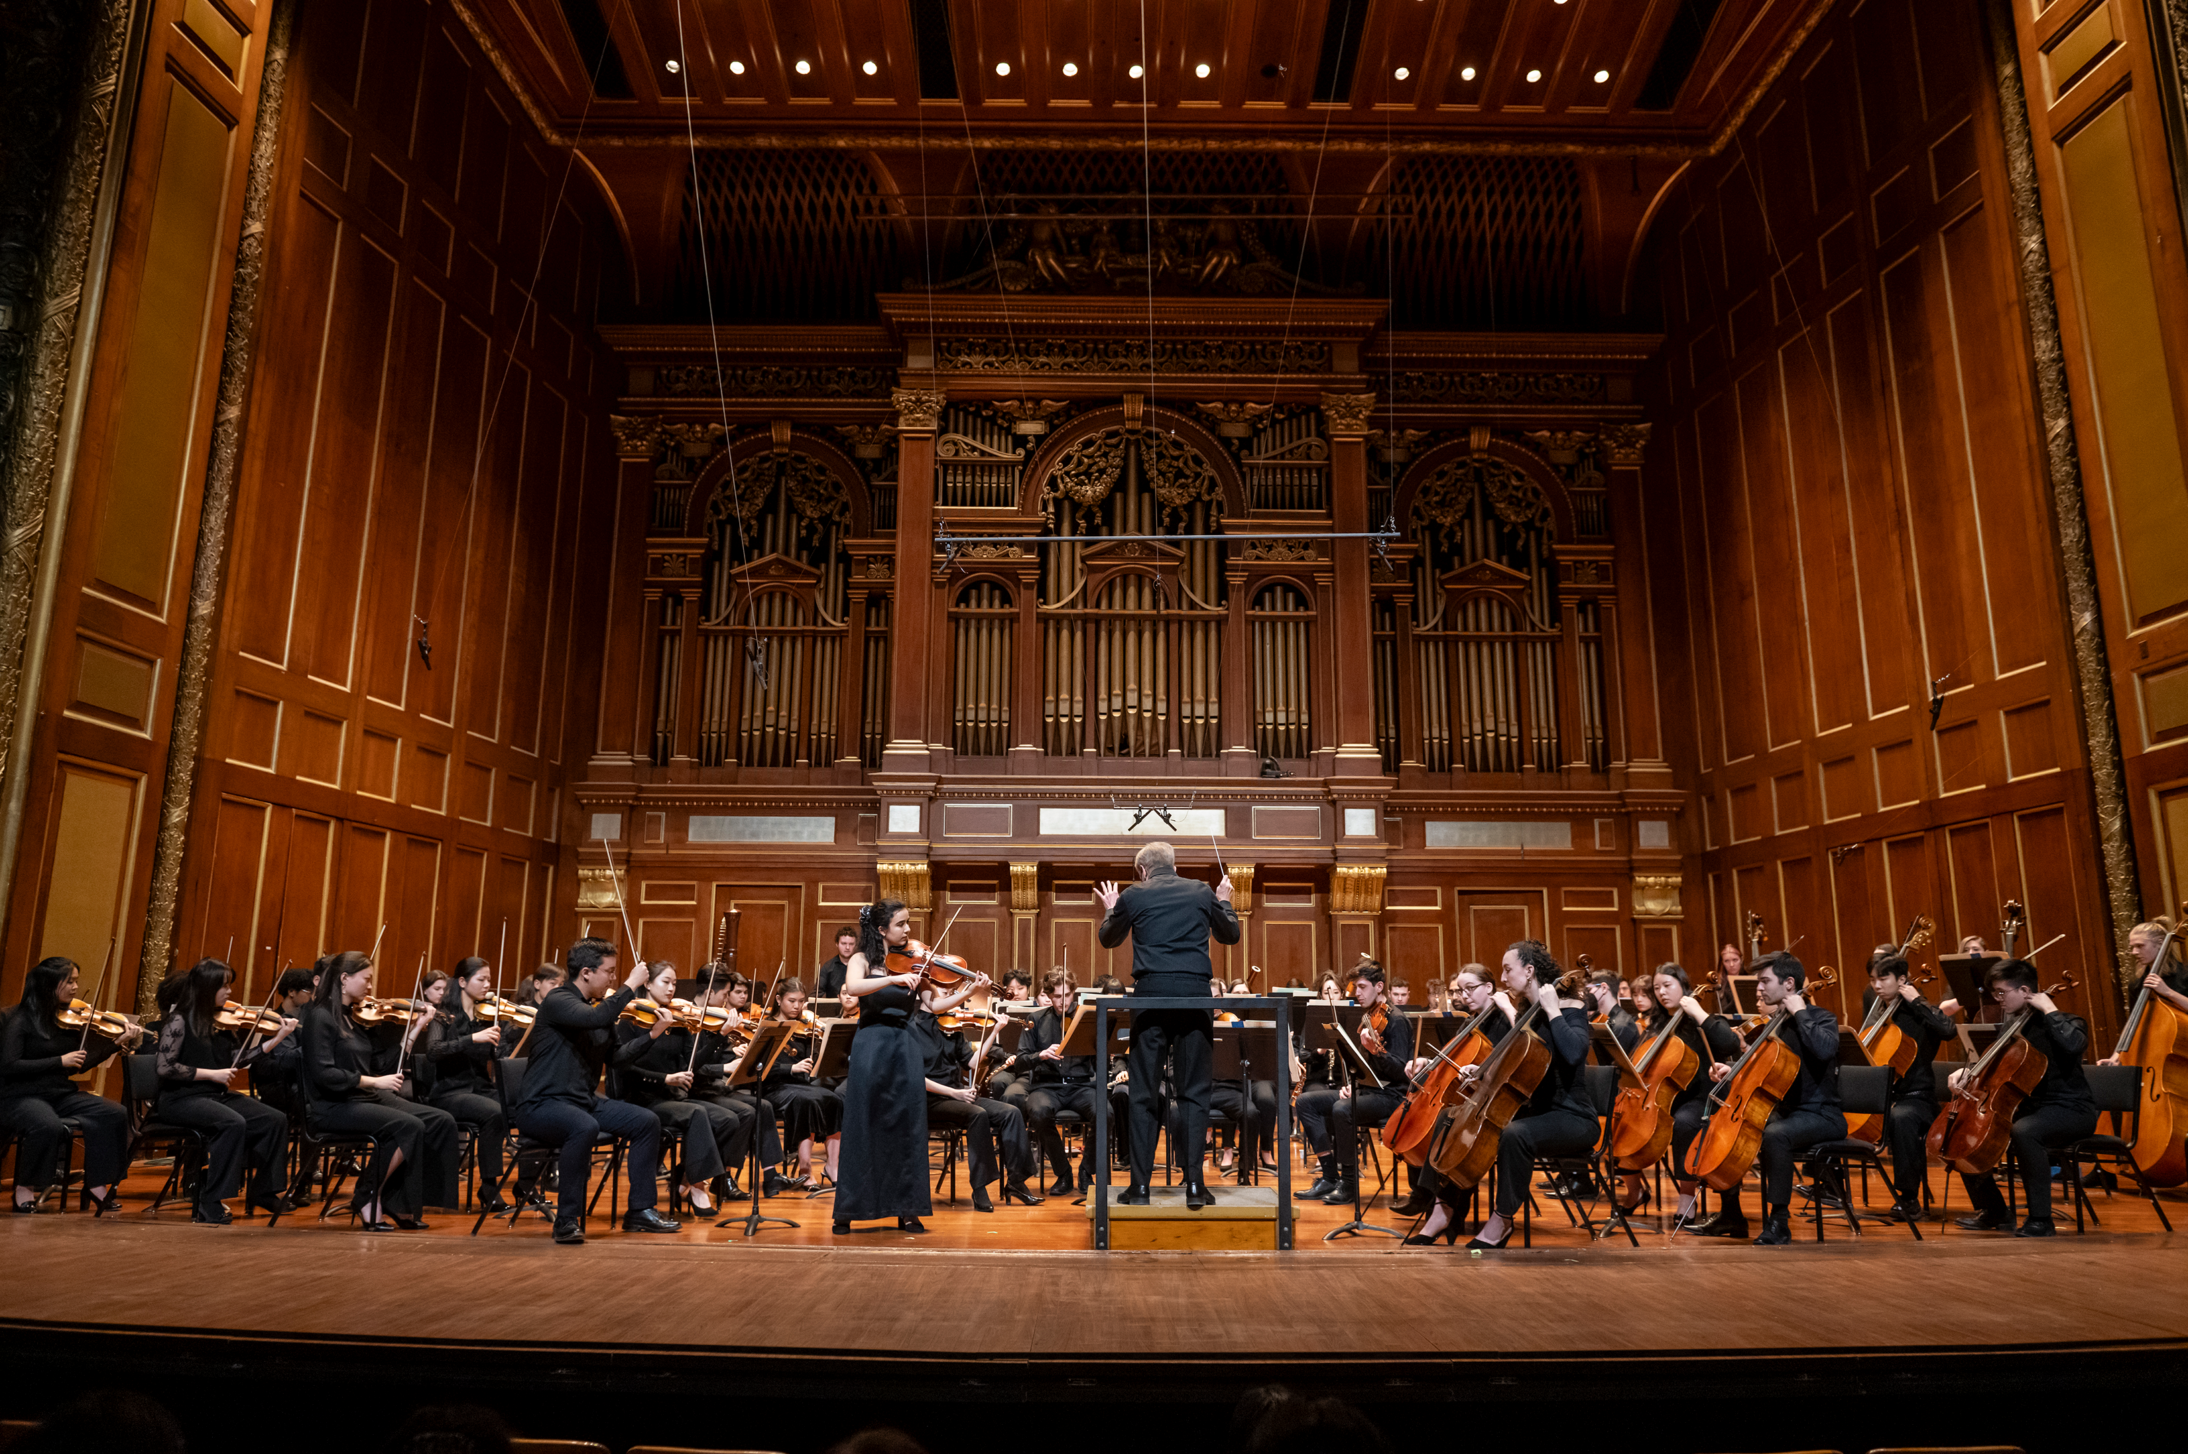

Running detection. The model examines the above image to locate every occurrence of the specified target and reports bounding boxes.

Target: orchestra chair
[1799,1065,1916,1242]
[470,1057,629,1234]
[0,1114,82,1215]
[1518,1065,1635,1247]
[929,1125,966,1204]
[119,1052,231,1220]
[294,1061,393,1224]
[2059,1064,2174,1233]
[601,1065,686,1216]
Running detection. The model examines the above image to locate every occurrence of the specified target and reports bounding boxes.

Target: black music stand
[1312,1010,1403,1242]
[715,1019,801,1237]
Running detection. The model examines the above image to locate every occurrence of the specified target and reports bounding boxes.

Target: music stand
[1317,1012,1404,1242]
[715,1020,801,1237]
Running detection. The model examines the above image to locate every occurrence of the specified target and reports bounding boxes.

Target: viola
[1427,967,1586,1189]
[1684,964,1840,1191]
[2108,910,2188,1187]
[1606,1005,1706,1173]
[1381,1012,1493,1166]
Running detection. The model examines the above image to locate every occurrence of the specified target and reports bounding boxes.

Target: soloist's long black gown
[833,982,931,1220]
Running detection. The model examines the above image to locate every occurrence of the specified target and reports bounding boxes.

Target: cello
[1380,1011,1495,1165]
[1606,999,1706,1173]
[1684,962,1841,1192]
[1844,914,1938,1143]
[2104,911,2188,1187]
[1927,963,2077,1176]
[1426,960,1587,1189]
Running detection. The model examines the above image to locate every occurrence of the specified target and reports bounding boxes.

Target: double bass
[2108,911,2188,1187]
[1426,962,1587,1189]
[1844,914,1938,1143]
[1684,963,1840,1191]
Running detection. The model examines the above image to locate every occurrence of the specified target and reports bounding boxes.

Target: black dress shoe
[898,1216,929,1233]
[1003,1183,1044,1207]
[1405,1221,1462,1246]
[1688,1213,1750,1239]
[1955,1211,2010,1231]
[553,1219,585,1245]
[246,1193,296,1217]
[1294,1176,1340,1202]
[1886,1199,1926,1224]
[1184,1181,1215,1210]
[832,1220,852,1234]
[392,1215,431,1231]
[622,1208,681,1234]
[1118,1185,1151,1206]
[358,1219,399,1233]
[972,1188,995,1213]
[1390,1193,1435,1217]
[480,1194,514,1216]
[1321,1178,1359,1206]
[1752,1217,1793,1246]
[12,1200,45,1215]
[1047,1177,1075,1197]
[87,1188,122,1218]
[192,1206,233,1226]
[2015,1218,2057,1238]
[763,1170,791,1197]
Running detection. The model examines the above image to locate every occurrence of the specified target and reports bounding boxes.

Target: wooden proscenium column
[1600,423,1667,785]
[1322,393,1381,777]
[884,388,944,774]
[600,416,662,774]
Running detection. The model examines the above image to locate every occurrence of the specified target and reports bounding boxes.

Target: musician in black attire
[761,979,841,1188]
[1097,840,1241,1208]
[614,961,747,1217]
[1864,952,1957,1222]
[300,951,461,1230]
[816,928,857,1001]
[1952,958,2096,1237]
[2101,920,2188,1067]
[1018,969,1098,1193]
[1616,965,1743,1224]
[1293,961,1413,1206]
[1585,974,1641,1056]
[1695,952,1845,1245]
[0,956,141,1214]
[1395,965,1511,1234]
[414,956,514,1215]
[684,966,780,1198]
[511,937,679,1245]
[983,970,1038,1105]
[834,899,948,1233]
[153,958,297,1223]
[912,987,1044,1211]
[254,965,318,1085]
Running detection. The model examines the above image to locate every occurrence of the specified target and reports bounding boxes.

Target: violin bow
[78,937,117,1052]
[230,971,287,1069]
[488,917,508,1085]
[400,951,428,1080]
[600,834,642,970]
[2021,932,2067,961]
[367,922,389,965]
[914,905,969,988]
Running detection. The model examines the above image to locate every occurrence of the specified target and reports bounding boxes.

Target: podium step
[1090,1185,1280,1249]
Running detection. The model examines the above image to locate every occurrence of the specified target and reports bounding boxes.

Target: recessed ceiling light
[664,59,681,74]
[729,60,744,75]
[996,61,1011,76]
[1594,69,1610,83]
[1394,66,1410,81]
[795,59,811,75]
[1129,63,1144,79]
[1195,62,1210,78]
[1526,68,1542,83]
[1062,61,1078,77]
[1460,66,1476,81]
[863,60,878,76]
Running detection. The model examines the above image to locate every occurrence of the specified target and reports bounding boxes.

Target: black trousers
[712,1090,782,1169]
[158,1092,287,1213]
[1,1089,129,1192]
[1758,1107,1848,1208]
[986,1072,1032,1109]
[1025,1081,1099,1185]
[1329,1088,1404,1177]
[1129,1008,1214,1187]
[1295,1087,1339,1160]
[428,1087,505,1189]
[647,1096,742,1184]
[771,1082,842,1148]
[1495,1109,1599,1218]
[927,1092,1036,1190]
[520,1094,661,1223]
[1960,1101,2098,1224]
[309,1092,459,1218]
[1884,1093,1937,1201]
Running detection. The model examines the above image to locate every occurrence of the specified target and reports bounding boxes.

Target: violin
[474,994,535,1027]
[1928,962,2078,1175]
[1427,962,1588,1189]
[352,996,429,1026]
[2107,906,2188,1187]
[935,1009,1001,1032]
[1683,964,1840,1191]
[1360,999,1391,1057]
[885,937,983,993]
[214,1000,286,1036]
[56,999,143,1045]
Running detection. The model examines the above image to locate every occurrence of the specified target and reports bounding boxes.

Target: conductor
[1097,840,1241,1209]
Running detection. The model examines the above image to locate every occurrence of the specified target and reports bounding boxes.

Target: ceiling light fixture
[1594,69,1609,83]
[1460,66,1476,81]
[1394,66,1410,81]
[863,60,878,75]
[665,59,681,74]
[1195,62,1210,78]
[1526,68,1542,82]
[996,61,1011,76]
[795,59,810,75]
[1062,61,1079,77]
[1129,63,1144,79]
[729,60,744,75]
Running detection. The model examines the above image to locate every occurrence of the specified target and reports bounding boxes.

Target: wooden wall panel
[1649,0,2122,1040]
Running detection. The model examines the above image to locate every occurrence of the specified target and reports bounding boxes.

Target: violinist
[502,963,566,1044]
[413,957,513,1215]
[1695,953,1843,1245]
[760,979,841,1190]
[300,951,461,1230]
[1865,949,1957,1223]
[0,955,140,1214]
[1388,979,1412,1008]
[1584,973,1640,1056]
[1395,965,1512,1232]
[615,962,745,1216]
[1952,958,2095,1238]
[1616,965,1741,1224]
[254,965,319,1084]
[1097,840,1241,1208]
[816,927,858,1000]
[2099,920,2188,1064]
[513,938,679,1244]
[1293,960,1413,1207]
[1629,974,1661,1032]
[153,958,297,1223]
[834,898,937,1233]
[1450,942,1594,1251]
[912,981,1044,1212]
[699,970,790,1196]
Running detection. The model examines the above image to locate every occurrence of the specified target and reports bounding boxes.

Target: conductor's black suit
[1097,866,1241,1190]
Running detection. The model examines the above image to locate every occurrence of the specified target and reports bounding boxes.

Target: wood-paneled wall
[167,0,618,1001]
[1645,0,2119,1035]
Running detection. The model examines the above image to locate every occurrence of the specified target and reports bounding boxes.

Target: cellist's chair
[1798,1065,1916,1241]
[2060,1064,2173,1233]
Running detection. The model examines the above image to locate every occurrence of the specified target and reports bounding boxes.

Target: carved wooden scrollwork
[1043,426,1129,512]
[1413,455,1553,533]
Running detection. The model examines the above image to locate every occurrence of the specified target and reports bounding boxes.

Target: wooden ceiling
[462,0,1824,150]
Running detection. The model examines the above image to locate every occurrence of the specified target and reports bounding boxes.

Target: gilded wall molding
[1228,863,1254,917]
[575,866,625,912]
[1330,864,1387,915]
[877,860,933,910]
[1631,874,1684,920]
[1009,862,1040,914]
[1983,0,2143,997]
[139,0,297,1006]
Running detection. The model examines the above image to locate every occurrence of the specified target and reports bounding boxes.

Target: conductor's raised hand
[1215,873,1233,904]
[1095,880,1121,912]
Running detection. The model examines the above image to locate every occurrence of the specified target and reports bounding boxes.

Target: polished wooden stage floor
[3,1159,2184,1453]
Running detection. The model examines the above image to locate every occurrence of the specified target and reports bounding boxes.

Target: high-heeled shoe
[87,1188,122,1218]
[686,1185,716,1215]
[1403,1219,1461,1247]
[1464,1224,1514,1251]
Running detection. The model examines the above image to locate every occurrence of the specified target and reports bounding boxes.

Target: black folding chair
[1800,1065,1918,1241]
[294,1066,389,1224]
[469,1058,628,1235]
[119,1053,228,1219]
[2061,1064,2175,1233]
